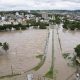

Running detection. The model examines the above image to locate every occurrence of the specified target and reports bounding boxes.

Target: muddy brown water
[33,29,52,77]
[0,29,48,76]
[58,24,80,54]
[54,24,80,80]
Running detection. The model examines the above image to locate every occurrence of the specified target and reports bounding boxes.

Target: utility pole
[11,65,13,75]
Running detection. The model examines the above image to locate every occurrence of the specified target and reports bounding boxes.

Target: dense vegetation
[0,21,49,31]
[62,44,80,67]
[39,22,49,29]
[49,15,62,25]
[63,19,80,30]
[27,20,49,29]
[0,24,29,31]
[74,44,80,58]
[54,15,61,25]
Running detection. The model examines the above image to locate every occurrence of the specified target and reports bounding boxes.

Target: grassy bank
[45,67,53,79]
[0,73,21,79]
[32,55,45,71]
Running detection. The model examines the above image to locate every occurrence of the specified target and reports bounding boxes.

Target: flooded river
[54,24,80,80]
[0,29,48,76]
[58,24,80,54]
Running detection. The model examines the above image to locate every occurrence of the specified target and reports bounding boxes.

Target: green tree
[39,22,48,29]
[2,42,9,52]
[0,42,2,46]
[74,44,80,58]
[55,15,61,25]
[63,19,69,29]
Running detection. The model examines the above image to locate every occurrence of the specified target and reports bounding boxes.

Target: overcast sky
[0,0,80,10]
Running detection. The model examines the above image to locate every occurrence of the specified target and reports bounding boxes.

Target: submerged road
[53,25,75,80]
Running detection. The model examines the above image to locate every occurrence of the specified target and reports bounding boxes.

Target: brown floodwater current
[54,24,80,80]
[0,29,48,76]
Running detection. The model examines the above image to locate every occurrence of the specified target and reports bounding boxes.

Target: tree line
[27,19,49,29]
[63,19,80,30]
[0,24,29,31]
[0,21,49,31]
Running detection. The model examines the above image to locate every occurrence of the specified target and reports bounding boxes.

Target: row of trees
[39,22,49,29]
[0,24,30,31]
[63,19,80,30]
[0,42,9,52]
[27,20,49,29]
[0,21,49,31]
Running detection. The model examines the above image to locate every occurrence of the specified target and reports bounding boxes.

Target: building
[36,17,39,22]
[25,14,30,20]
[15,12,19,16]
[42,12,48,20]
[2,16,5,21]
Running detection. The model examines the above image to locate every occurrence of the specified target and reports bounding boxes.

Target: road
[53,25,75,80]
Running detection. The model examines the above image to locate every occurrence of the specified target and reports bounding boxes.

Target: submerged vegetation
[63,44,80,67]
[45,67,53,79]
[36,55,43,60]
[32,54,45,71]
[62,53,70,59]
[0,73,21,79]
[74,44,80,58]
[0,42,9,52]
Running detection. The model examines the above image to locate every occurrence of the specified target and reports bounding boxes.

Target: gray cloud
[62,0,80,3]
[0,0,80,10]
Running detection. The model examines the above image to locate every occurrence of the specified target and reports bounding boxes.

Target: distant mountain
[0,10,80,15]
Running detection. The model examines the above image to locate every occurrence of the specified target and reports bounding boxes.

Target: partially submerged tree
[0,42,2,46]
[74,44,80,58]
[2,42,9,52]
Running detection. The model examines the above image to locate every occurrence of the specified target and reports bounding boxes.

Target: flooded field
[0,29,48,76]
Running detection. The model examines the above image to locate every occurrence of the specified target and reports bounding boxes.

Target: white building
[16,12,19,16]
[27,10,31,13]
[27,74,33,80]
[2,16,6,21]
[52,15,55,20]
[36,17,39,22]
[42,12,48,20]
[25,14,30,20]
